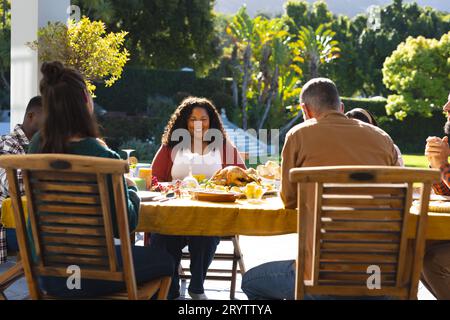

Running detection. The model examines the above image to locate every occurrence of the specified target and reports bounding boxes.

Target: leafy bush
[28,17,129,94]
[341,97,388,117]
[94,67,233,113]
[382,32,449,120]
[98,95,177,158]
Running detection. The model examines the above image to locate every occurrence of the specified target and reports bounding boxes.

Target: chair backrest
[289,166,440,300]
[0,154,139,299]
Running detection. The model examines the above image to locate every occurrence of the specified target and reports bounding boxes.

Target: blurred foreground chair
[0,252,23,300]
[289,166,439,300]
[0,154,172,300]
[180,235,245,299]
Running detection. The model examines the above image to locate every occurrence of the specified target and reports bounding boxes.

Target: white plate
[137,191,162,201]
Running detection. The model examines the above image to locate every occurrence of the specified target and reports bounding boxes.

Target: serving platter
[192,191,238,203]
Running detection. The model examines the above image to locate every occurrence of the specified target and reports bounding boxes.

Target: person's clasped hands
[425,136,450,169]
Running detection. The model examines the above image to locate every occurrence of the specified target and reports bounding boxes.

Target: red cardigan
[152,142,246,182]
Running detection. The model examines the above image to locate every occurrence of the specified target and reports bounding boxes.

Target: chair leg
[156,276,172,300]
[232,235,246,274]
[143,232,151,246]
[230,259,238,300]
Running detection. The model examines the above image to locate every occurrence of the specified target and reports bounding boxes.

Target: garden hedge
[95,67,233,113]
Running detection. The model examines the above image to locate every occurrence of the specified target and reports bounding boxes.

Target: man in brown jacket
[242,78,399,300]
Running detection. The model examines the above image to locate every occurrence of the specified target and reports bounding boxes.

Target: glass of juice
[138,167,152,190]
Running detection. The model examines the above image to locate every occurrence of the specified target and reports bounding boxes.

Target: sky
[214,0,450,17]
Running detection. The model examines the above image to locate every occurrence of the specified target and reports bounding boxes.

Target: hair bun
[41,61,65,84]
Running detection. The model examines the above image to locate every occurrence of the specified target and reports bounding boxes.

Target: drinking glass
[122,149,135,177]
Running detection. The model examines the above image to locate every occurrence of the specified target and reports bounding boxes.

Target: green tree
[324,14,367,96]
[251,16,299,130]
[73,0,220,75]
[0,0,10,95]
[284,0,333,31]
[28,17,130,95]
[285,0,450,97]
[285,0,360,96]
[357,0,450,95]
[290,24,340,80]
[382,32,450,120]
[226,5,255,130]
[226,10,305,131]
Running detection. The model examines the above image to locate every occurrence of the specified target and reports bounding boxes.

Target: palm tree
[279,24,340,135]
[226,6,254,130]
[290,24,340,79]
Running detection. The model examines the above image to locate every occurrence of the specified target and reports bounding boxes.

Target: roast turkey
[210,166,260,187]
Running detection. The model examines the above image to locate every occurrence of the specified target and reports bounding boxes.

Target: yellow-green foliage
[382,32,450,120]
[28,17,129,95]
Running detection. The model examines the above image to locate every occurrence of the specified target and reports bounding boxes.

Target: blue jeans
[39,245,174,298]
[6,228,19,253]
[150,233,220,299]
[242,260,392,300]
[242,260,297,300]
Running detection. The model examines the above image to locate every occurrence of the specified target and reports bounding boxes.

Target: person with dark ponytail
[27,61,174,298]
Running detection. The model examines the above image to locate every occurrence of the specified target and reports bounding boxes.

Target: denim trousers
[6,228,19,252]
[150,233,220,299]
[241,259,391,300]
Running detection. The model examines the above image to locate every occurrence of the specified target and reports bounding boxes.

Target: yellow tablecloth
[136,197,298,236]
[2,196,450,240]
[0,196,297,236]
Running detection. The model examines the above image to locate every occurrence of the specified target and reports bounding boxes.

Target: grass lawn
[248,154,429,168]
[403,154,428,168]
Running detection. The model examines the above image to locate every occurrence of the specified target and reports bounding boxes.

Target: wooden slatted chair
[289,166,439,300]
[180,235,246,299]
[0,255,24,300]
[0,154,171,300]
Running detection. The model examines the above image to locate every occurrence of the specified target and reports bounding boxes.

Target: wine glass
[122,149,135,176]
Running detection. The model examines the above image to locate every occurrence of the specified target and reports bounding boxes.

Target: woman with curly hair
[150,96,245,300]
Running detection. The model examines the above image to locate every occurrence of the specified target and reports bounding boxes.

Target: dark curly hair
[161,97,228,148]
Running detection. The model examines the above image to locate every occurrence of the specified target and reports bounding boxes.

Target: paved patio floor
[0,234,436,300]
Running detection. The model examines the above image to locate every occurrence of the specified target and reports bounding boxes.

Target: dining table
[1,194,450,240]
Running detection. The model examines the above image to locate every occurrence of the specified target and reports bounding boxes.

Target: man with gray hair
[241,78,399,300]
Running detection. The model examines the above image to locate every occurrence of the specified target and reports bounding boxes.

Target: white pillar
[10,0,70,129]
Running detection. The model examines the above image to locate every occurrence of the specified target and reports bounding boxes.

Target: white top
[171,148,222,181]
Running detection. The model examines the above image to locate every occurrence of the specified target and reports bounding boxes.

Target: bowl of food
[243,182,265,204]
[256,160,281,180]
